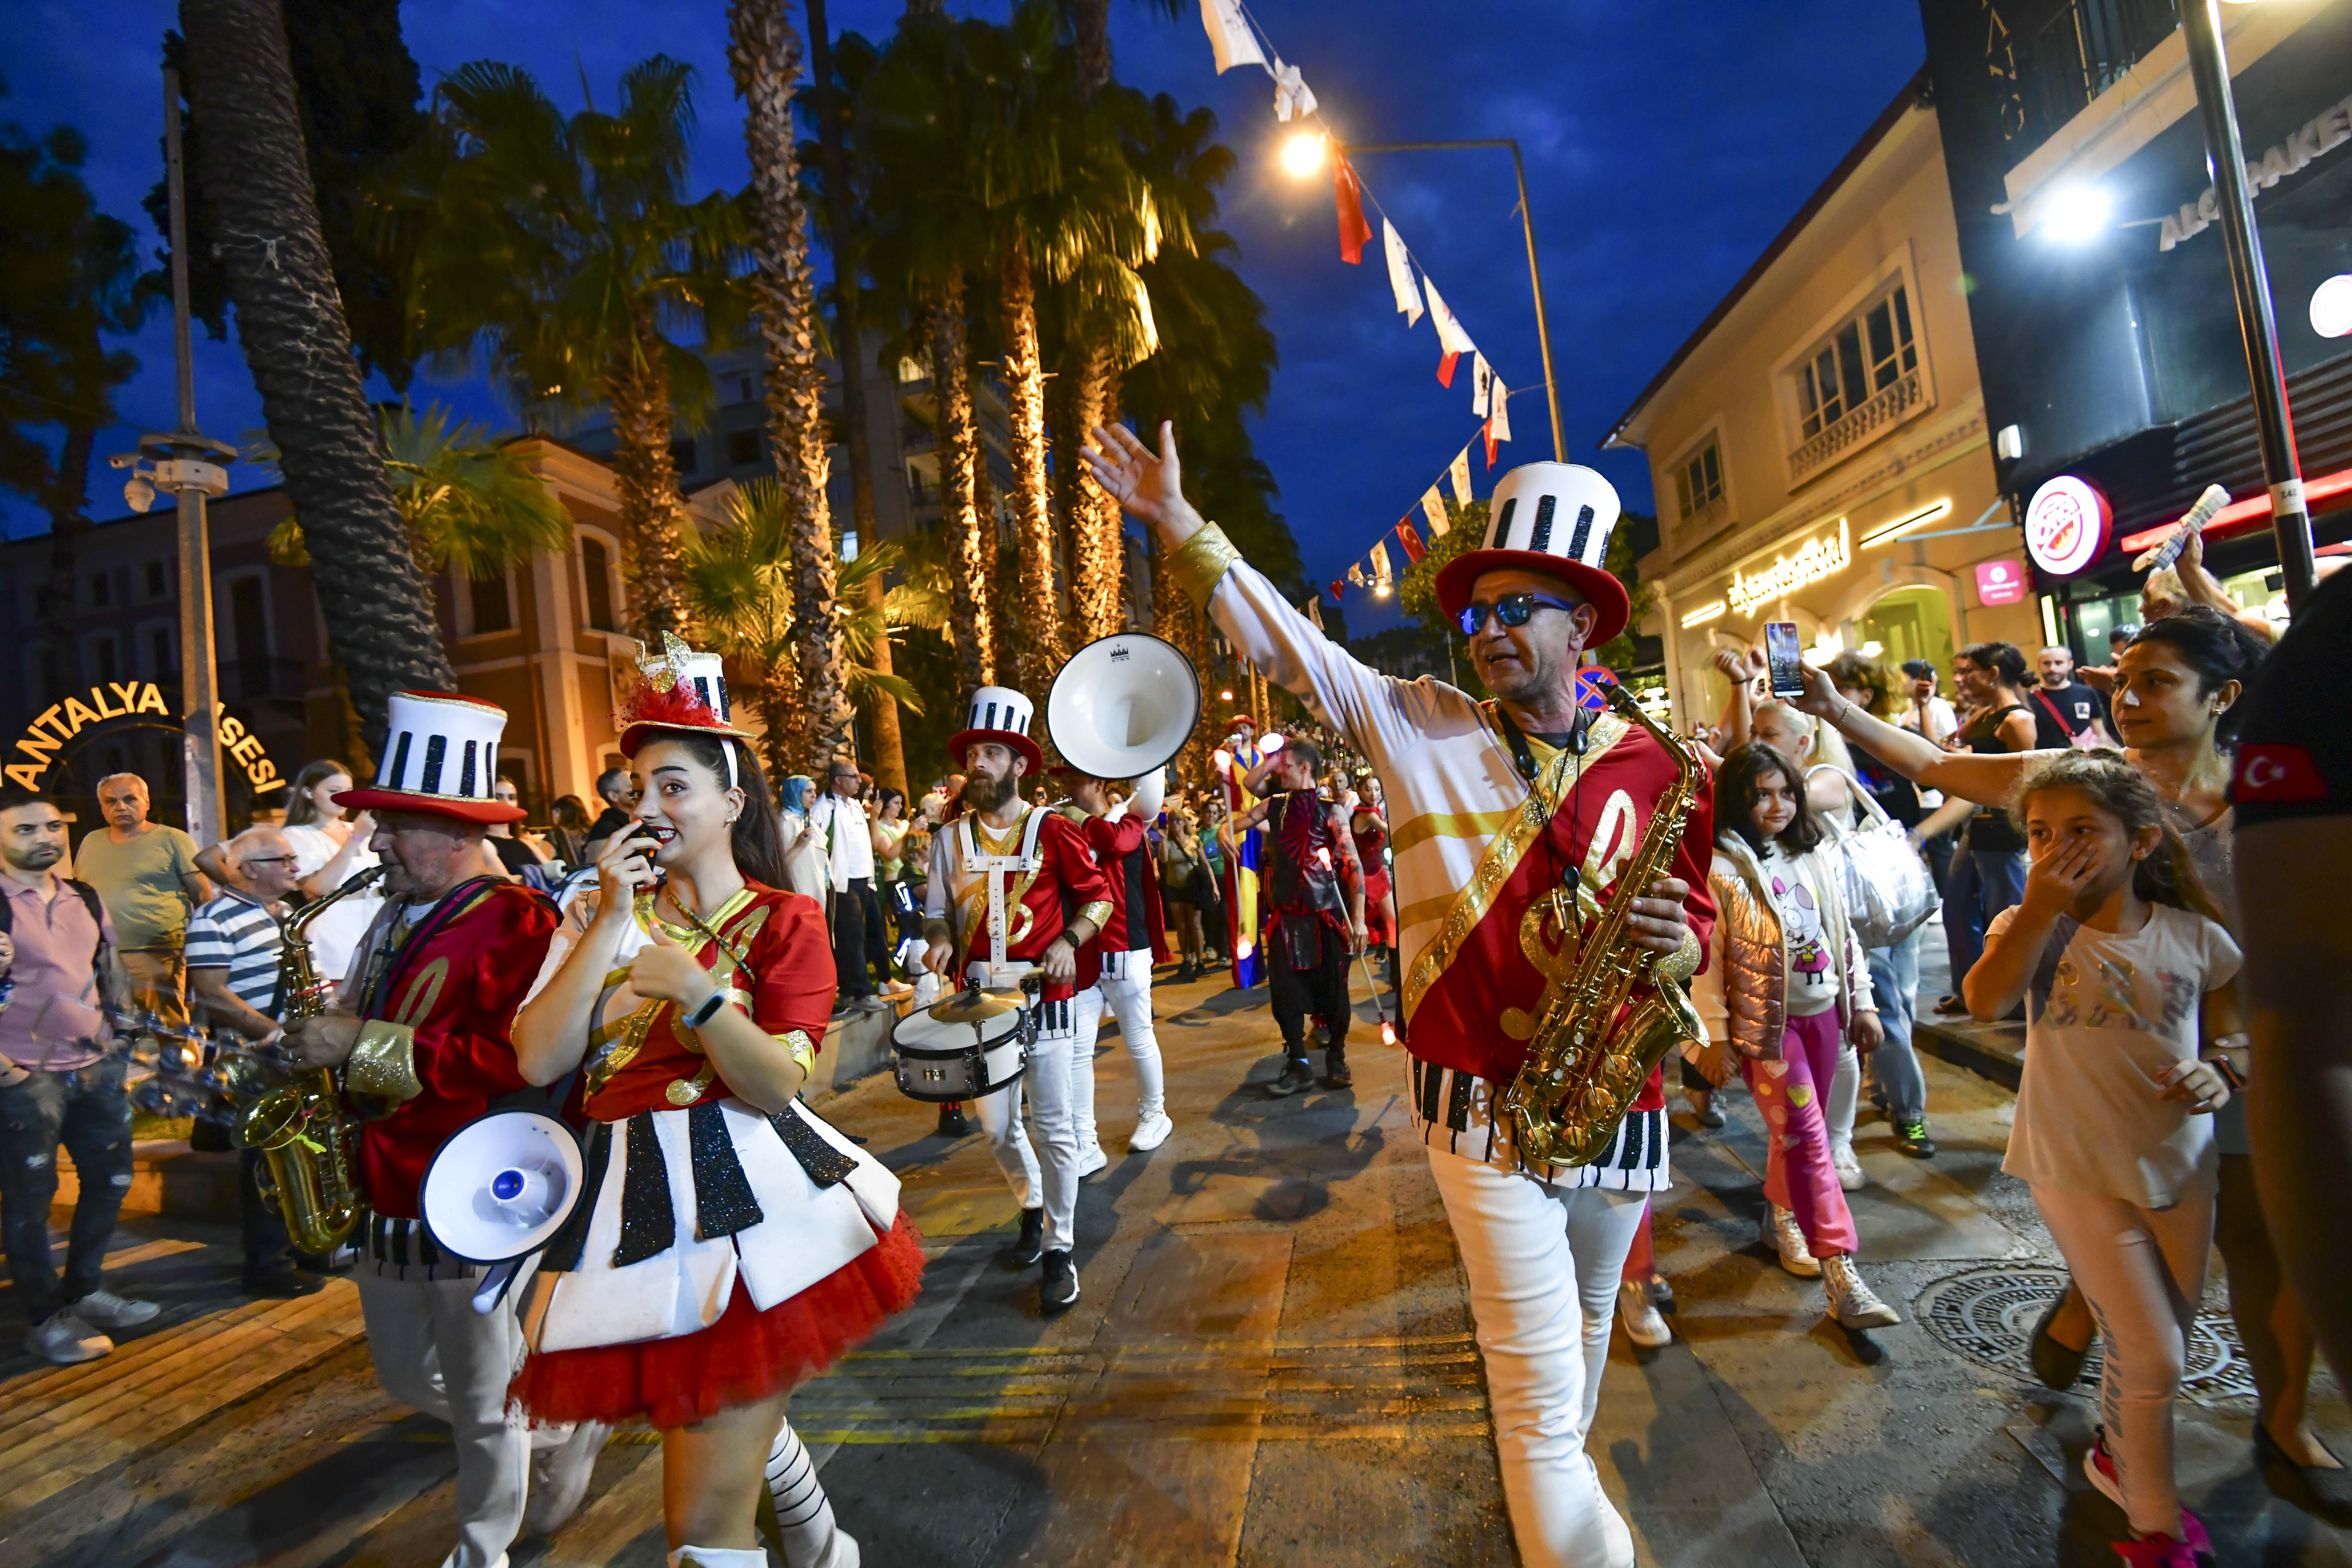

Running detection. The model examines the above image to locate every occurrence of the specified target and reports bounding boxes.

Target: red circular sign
[2023,475,2112,577]
[1575,666,1615,710]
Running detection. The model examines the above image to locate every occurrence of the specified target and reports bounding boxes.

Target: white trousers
[356,1271,528,1568]
[1069,956,1168,1151]
[975,1015,1080,1252]
[1426,1146,1646,1568]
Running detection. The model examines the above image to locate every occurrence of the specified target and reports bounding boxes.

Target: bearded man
[1086,423,1713,1568]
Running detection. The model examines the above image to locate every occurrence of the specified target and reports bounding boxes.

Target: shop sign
[1976,559,2030,607]
[2023,475,2110,577]
[5,683,283,795]
[2160,95,2352,251]
[1726,518,1851,618]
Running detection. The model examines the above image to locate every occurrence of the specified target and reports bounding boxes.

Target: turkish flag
[1396,520,1427,564]
[1334,157,1373,265]
[1329,578,1345,602]
[2235,743,2327,804]
[1483,417,1499,468]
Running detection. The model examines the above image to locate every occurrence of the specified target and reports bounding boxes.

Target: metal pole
[1344,139,1567,462]
[2180,0,2317,612]
[163,66,225,844]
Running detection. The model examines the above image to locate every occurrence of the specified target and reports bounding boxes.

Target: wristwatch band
[685,988,729,1030]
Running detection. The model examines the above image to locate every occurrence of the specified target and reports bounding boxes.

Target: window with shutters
[1787,280,1921,480]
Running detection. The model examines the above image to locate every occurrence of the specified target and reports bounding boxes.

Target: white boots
[767,1420,860,1568]
[1763,1204,1821,1277]
[525,1419,610,1535]
[1823,1254,1900,1328]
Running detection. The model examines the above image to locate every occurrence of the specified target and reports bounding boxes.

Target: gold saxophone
[238,864,387,1257]
[1498,685,1706,1168]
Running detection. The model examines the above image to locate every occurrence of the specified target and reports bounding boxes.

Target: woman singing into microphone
[510,637,923,1568]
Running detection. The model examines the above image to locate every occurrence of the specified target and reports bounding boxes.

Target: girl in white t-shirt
[1966,752,2244,1566]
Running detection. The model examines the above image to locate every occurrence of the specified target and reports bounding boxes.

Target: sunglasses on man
[1456,591,1581,636]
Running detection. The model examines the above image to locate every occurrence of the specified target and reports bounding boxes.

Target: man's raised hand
[1083,421,1194,537]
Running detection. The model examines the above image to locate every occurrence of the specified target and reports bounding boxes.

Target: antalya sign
[5,682,284,795]
[1726,518,1852,618]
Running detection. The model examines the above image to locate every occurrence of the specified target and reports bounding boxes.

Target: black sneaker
[1004,1206,1045,1268]
[937,1102,973,1139]
[242,1265,326,1299]
[1040,1249,1080,1314]
[1268,1059,1314,1097]
[1932,994,1967,1016]
[1686,1089,1726,1129]
[1894,1118,1937,1158]
[1323,1048,1353,1090]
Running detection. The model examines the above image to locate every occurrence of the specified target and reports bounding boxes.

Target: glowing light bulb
[1280,130,1328,179]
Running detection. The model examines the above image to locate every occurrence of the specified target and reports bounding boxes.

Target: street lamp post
[1326,138,1567,465]
[2179,0,2319,612]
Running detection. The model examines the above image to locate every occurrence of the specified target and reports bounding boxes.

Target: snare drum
[890,1002,1029,1102]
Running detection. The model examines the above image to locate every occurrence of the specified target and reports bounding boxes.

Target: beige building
[1605,71,2042,727]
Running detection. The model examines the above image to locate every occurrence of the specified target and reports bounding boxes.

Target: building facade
[1919,0,2352,645]
[1607,73,2037,729]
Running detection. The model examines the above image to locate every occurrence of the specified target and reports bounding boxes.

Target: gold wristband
[780,1028,818,1077]
[1165,522,1242,611]
[1075,900,1114,934]
[346,1020,422,1103]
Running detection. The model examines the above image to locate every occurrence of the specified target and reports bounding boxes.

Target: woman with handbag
[1690,742,1897,1330]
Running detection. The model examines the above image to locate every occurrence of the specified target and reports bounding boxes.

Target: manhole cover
[1916,1266,2254,1404]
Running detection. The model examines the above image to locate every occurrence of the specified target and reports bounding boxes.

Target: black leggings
[1268,917,1350,1062]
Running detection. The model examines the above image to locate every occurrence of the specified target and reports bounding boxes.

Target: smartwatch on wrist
[685,988,729,1030]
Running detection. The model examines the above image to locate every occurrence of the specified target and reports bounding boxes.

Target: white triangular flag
[1421,486,1449,538]
[1448,447,1474,507]
[1422,275,1476,357]
[1381,221,1423,328]
[1370,540,1393,585]
[1490,383,1511,444]
[1471,353,1495,417]
[1272,57,1318,123]
[1347,562,1367,587]
[1198,0,1266,74]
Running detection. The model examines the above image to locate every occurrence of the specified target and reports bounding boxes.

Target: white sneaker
[25,1308,111,1364]
[525,1418,610,1533]
[1616,1279,1672,1348]
[1764,1204,1821,1277]
[1832,1141,1865,1191]
[1129,1111,1174,1152]
[71,1288,158,1329]
[1824,1254,1900,1328]
[1075,1143,1109,1179]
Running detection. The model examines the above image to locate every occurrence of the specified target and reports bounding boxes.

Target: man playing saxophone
[287,693,579,1568]
[1087,426,1714,1568]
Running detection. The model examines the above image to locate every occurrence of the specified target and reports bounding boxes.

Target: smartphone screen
[1763,621,1807,699]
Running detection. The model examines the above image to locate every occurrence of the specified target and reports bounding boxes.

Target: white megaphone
[419,1108,585,1314]
[1045,632,1201,780]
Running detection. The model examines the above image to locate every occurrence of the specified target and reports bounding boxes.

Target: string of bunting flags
[1196,0,1517,606]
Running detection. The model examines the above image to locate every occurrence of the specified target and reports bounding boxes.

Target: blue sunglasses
[1456,591,1581,636]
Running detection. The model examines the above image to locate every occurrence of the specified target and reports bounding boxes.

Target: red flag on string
[1483,417,1498,468]
[1329,578,1345,602]
[1437,351,1461,388]
[1334,156,1373,265]
[1396,519,1427,564]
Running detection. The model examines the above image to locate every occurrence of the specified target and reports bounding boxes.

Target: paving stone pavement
[1,961,2347,1566]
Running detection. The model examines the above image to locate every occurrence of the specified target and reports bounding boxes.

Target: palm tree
[256,404,572,596]
[728,0,853,775]
[397,55,744,647]
[180,0,454,739]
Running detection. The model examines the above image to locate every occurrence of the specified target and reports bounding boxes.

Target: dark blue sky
[3,1,1927,639]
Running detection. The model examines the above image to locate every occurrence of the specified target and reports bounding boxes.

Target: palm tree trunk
[805,0,904,797]
[729,0,852,774]
[929,286,992,689]
[181,0,453,744]
[973,441,1016,686]
[1070,338,1124,641]
[1000,234,1065,698]
[1075,0,1113,100]
[602,315,693,642]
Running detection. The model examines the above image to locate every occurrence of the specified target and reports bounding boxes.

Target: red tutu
[510,1212,925,1430]
[1364,869,1397,946]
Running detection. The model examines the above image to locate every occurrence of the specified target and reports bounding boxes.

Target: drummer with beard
[921,686,1112,1315]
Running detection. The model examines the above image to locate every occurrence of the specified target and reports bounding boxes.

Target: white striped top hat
[1434,462,1631,645]
[616,633,752,756]
[334,691,523,824]
[948,686,1043,771]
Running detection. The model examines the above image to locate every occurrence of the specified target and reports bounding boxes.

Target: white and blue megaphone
[419,1108,585,1314]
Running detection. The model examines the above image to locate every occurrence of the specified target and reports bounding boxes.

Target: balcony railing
[1997,0,2180,156]
[1788,367,1922,482]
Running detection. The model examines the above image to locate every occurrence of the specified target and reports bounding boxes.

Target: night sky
[4,1,1927,640]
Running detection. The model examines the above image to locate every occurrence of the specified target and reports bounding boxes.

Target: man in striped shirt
[185,826,320,1298]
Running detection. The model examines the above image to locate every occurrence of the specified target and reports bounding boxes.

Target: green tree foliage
[148,2,425,389]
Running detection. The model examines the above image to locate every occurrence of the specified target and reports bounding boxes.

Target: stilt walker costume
[922,687,1112,1309]
[1054,767,1175,1158]
[509,640,922,1568]
[1142,452,1717,1568]
[324,691,563,1568]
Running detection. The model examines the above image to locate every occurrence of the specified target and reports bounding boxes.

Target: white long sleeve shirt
[809,792,876,890]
